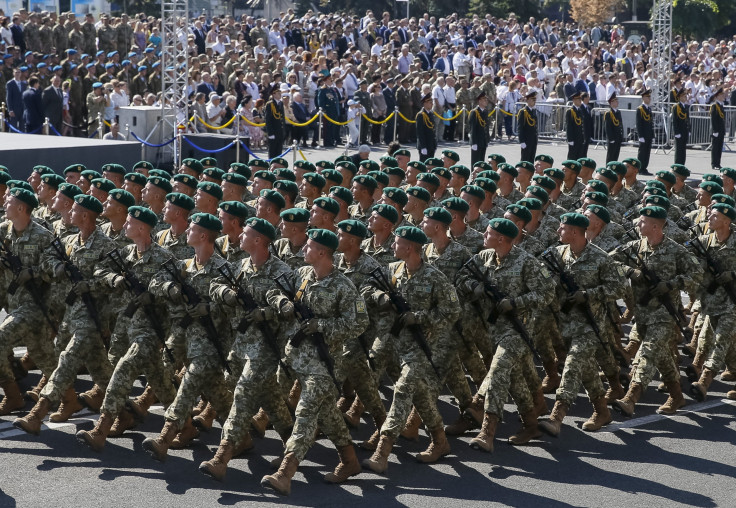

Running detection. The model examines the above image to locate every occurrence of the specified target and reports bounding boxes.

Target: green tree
[469,0,541,19]
[672,0,735,39]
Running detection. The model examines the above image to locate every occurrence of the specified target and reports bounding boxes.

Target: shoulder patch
[448,288,458,302]
[355,300,367,314]
[540,266,551,278]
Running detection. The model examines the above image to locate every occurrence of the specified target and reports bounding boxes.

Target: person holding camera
[86,81,110,136]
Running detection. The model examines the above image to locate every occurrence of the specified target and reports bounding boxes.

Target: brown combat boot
[686,352,704,383]
[362,434,394,473]
[533,388,549,418]
[19,352,36,372]
[108,409,137,437]
[538,400,570,437]
[49,387,84,422]
[76,412,115,452]
[582,396,612,431]
[469,412,499,452]
[445,396,485,436]
[251,408,269,438]
[541,359,560,393]
[142,420,180,461]
[199,439,235,482]
[26,375,48,402]
[416,427,451,463]
[13,396,52,435]
[721,369,736,382]
[191,397,207,417]
[78,384,104,412]
[509,410,542,445]
[622,340,640,363]
[261,452,300,496]
[232,432,254,458]
[612,382,643,417]
[358,412,384,451]
[171,417,200,448]
[192,402,216,431]
[605,374,625,404]
[127,385,157,420]
[324,443,361,483]
[0,381,26,415]
[690,368,715,402]
[400,406,422,440]
[343,397,364,429]
[727,388,736,400]
[657,380,686,415]
[286,380,301,410]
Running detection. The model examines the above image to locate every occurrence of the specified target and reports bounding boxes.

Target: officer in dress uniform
[566,91,585,160]
[265,87,286,159]
[710,87,726,170]
[316,75,341,148]
[604,92,624,163]
[672,88,690,165]
[469,91,490,165]
[416,93,437,162]
[636,88,654,175]
[518,90,538,163]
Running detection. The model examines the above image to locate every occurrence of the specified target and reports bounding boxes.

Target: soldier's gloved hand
[167,283,182,302]
[279,301,295,318]
[471,144,478,151]
[16,268,34,284]
[135,291,153,306]
[186,302,209,318]
[374,292,391,310]
[54,263,66,278]
[520,143,527,149]
[497,298,515,314]
[299,318,319,334]
[245,307,269,323]
[473,282,486,300]
[650,281,671,297]
[112,275,127,289]
[399,311,418,326]
[73,281,90,295]
[629,269,644,282]
[565,290,587,305]
[639,137,645,143]
[717,271,734,285]
[222,289,238,306]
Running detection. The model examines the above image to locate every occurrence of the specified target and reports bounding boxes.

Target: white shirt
[443,84,456,104]
[370,43,383,57]
[432,84,446,107]
[110,89,130,109]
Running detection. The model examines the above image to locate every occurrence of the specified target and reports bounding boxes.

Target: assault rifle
[686,235,736,305]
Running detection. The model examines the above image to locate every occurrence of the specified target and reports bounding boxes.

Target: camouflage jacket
[216,234,249,263]
[272,237,307,270]
[451,226,485,254]
[688,232,736,316]
[0,220,54,311]
[155,227,194,260]
[361,233,395,266]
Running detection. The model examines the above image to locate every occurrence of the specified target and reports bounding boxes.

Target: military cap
[92,82,103,89]
[40,173,65,189]
[476,170,500,182]
[338,219,369,238]
[58,183,82,200]
[109,188,135,208]
[622,157,641,169]
[199,157,217,167]
[421,93,432,103]
[442,197,470,214]
[654,170,676,185]
[644,187,668,198]
[416,172,440,188]
[336,160,357,174]
[393,148,411,158]
[320,169,343,185]
[518,197,542,211]
[712,203,736,220]
[384,167,406,180]
[259,188,286,209]
[7,180,33,192]
[294,160,316,171]
[532,174,556,192]
[516,161,534,173]
[269,168,294,182]
[315,160,335,171]
[607,161,627,176]
[334,155,352,164]
[229,162,252,179]
[359,160,380,172]
[720,167,736,181]
[32,165,54,175]
[487,154,506,164]
[280,208,310,223]
[711,194,736,207]
[425,157,444,168]
[596,167,619,182]
[407,160,427,172]
[249,159,270,169]
[587,179,609,195]
[383,187,408,208]
[406,185,432,202]
[274,180,299,198]
[498,163,518,178]
[367,170,389,187]
[543,168,565,181]
[703,173,724,187]
[448,164,470,180]
[330,186,353,205]
[645,180,666,192]
[639,205,667,219]
[91,178,115,193]
[577,158,596,170]
[473,161,493,171]
[151,170,174,181]
[313,196,340,216]
[181,158,204,174]
[216,199,248,220]
[253,170,277,183]
[190,212,222,232]
[172,173,198,190]
[196,181,223,201]
[271,157,289,168]
[243,217,276,241]
[9,188,38,209]
[586,204,610,223]
[380,155,398,167]
[353,174,378,190]
[441,149,460,162]
[585,191,608,205]
[301,172,326,189]
[74,194,103,214]
[0,165,8,173]
[699,181,723,195]
[395,226,427,245]
[460,184,485,202]
[148,176,173,193]
[506,204,532,223]
[128,205,157,228]
[535,154,554,165]
[570,90,582,100]
[165,192,195,211]
[222,173,248,188]
[132,161,154,171]
[202,167,225,180]
[0,172,9,186]
[101,163,126,175]
[560,160,583,173]
[372,203,399,224]
[523,185,548,203]
[489,218,519,239]
[80,169,102,182]
[424,206,453,225]
[307,228,338,251]
[474,177,498,194]
[560,212,589,228]
[645,195,670,210]
[125,172,147,186]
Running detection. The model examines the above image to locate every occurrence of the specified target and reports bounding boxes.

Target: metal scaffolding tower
[650,0,673,112]
[161,0,189,165]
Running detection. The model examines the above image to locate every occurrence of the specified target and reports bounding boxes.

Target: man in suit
[6,68,26,131]
[710,87,726,170]
[42,75,64,133]
[604,92,624,163]
[22,76,44,134]
[566,91,585,159]
[192,20,206,55]
[417,45,432,71]
[469,91,490,164]
[518,91,538,163]
[672,88,690,165]
[196,72,216,96]
[433,48,453,75]
[416,93,437,161]
[563,73,577,101]
[11,16,25,54]
[636,88,654,175]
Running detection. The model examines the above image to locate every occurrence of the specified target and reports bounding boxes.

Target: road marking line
[603,398,736,432]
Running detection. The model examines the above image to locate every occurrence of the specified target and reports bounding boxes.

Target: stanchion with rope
[317,108,323,147]
[235,115,241,163]
[0,109,5,133]
[291,141,297,165]
[43,117,49,136]
[397,111,416,124]
[97,113,103,139]
[177,123,186,169]
[124,123,130,141]
[392,107,398,143]
[461,105,467,141]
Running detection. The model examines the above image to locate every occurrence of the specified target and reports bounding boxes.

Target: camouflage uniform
[215,235,249,263]
[361,235,395,266]
[24,21,41,52]
[451,226,484,254]
[467,213,489,233]
[116,22,133,55]
[54,22,69,57]
[272,238,307,270]
[81,22,97,55]
[101,222,132,250]
[39,24,54,54]
[348,203,371,225]
[97,24,117,53]
[557,180,586,210]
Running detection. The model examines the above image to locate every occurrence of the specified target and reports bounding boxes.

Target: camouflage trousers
[222,355,293,446]
[107,314,131,366]
[630,322,680,386]
[482,334,535,419]
[381,358,444,440]
[339,353,386,423]
[695,312,713,356]
[284,373,352,462]
[703,312,736,373]
[370,333,402,384]
[164,353,232,428]
[596,325,620,379]
[162,322,188,373]
[432,330,474,411]
[0,307,57,385]
[555,333,606,405]
[531,308,564,365]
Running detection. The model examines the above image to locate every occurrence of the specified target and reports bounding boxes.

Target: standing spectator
[6,67,26,131]
[369,82,387,145]
[42,74,64,133]
[22,76,44,134]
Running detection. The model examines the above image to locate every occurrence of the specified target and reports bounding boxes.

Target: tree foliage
[569,0,626,26]
[672,0,735,39]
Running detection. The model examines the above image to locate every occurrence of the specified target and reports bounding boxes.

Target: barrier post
[357,109,362,148]
[393,107,398,143]
[43,117,49,136]
[124,123,130,141]
[97,113,103,139]
[318,108,323,147]
[461,106,466,142]
[0,108,4,133]
[235,115,240,163]
[292,141,297,165]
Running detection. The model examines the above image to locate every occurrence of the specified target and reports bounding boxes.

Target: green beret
[190,212,222,232]
[416,172,440,187]
[367,170,389,187]
[562,160,583,172]
[711,194,736,207]
[587,179,609,195]
[670,163,690,177]
[424,157,443,167]
[460,184,485,202]
[606,161,626,176]
[109,188,135,207]
[703,173,724,187]
[622,157,641,169]
[383,187,408,207]
[0,172,10,185]
[58,183,82,200]
[577,158,596,169]
[473,161,493,171]
[712,203,736,220]
[128,205,157,228]
[337,219,369,238]
[91,178,115,193]
[80,169,102,182]
[41,173,65,189]
[148,176,173,193]
[489,218,518,238]
[406,185,432,202]
[393,148,411,158]
[585,191,608,205]
[407,160,427,172]
[315,160,335,171]
[449,164,470,179]
[431,167,452,181]
[655,170,677,185]
[313,196,340,216]
[498,163,518,178]
[260,188,286,208]
[33,165,54,175]
[132,161,154,171]
[202,167,225,180]
[384,166,406,180]
[293,160,315,171]
[181,158,204,174]
[560,212,589,228]
[245,217,277,240]
[424,206,452,225]
[372,203,399,223]
[699,181,723,195]
[7,180,33,192]
[516,161,534,173]
[329,186,353,205]
[644,195,670,210]
[302,172,326,189]
[173,173,198,189]
[543,168,565,181]
[644,187,668,198]
[585,204,610,223]
[274,180,299,198]
[535,154,554,165]
[487,154,506,163]
[197,181,223,200]
[474,177,497,194]
[125,172,147,186]
[229,162,252,179]
[101,163,126,175]
[253,170,277,183]
[526,185,549,204]
[74,194,103,214]
[165,192,195,211]
[380,155,398,167]
[353,174,377,190]
[359,160,379,172]
[395,226,427,245]
[307,228,338,251]
[9,187,38,209]
[321,169,343,185]
[336,161,357,174]
[199,157,217,167]
[639,206,667,219]
[249,159,270,169]
[280,207,310,223]
[442,197,470,214]
[222,172,248,187]
[645,180,666,192]
[219,200,249,219]
[270,157,288,168]
[64,163,86,175]
[442,149,460,162]
[721,167,736,181]
[476,170,500,182]
[532,174,556,191]
[596,167,619,182]
[517,197,542,211]
[505,204,532,224]
[149,169,172,179]
[334,156,352,164]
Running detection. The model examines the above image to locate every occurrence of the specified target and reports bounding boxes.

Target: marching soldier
[672,88,690,165]
[469,91,490,165]
[518,91,538,163]
[604,92,624,163]
[636,88,654,175]
[710,87,726,170]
